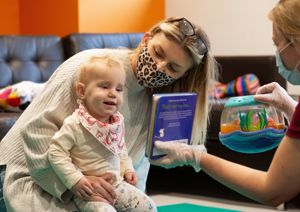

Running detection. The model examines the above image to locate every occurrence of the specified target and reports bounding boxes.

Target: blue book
[146,92,197,160]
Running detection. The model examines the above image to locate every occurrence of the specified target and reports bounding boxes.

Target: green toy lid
[224,95,264,108]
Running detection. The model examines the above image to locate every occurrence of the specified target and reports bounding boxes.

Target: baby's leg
[74,196,116,212]
[114,182,157,212]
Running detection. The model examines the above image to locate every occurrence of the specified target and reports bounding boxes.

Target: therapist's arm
[200,136,300,206]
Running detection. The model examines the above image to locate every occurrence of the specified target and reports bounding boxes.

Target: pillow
[212,73,260,99]
[0,81,45,112]
[0,164,6,212]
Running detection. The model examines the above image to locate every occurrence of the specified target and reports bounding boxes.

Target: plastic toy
[219,95,286,154]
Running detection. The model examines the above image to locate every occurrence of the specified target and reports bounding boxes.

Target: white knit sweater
[0,49,152,211]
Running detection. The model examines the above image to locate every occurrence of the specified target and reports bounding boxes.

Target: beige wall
[166,0,278,56]
[166,0,300,94]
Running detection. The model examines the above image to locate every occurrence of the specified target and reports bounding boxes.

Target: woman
[154,0,300,207]
[0,17,218,211]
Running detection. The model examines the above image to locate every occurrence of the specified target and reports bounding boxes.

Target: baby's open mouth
[104,101,116,106]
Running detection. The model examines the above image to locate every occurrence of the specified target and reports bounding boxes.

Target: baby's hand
[124,171,138,186]
[71,176,94,200]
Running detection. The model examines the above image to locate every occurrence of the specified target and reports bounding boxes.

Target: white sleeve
[120,140,135,177]
[48,118,83,190]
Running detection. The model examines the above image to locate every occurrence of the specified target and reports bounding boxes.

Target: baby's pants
[74,182,157,212]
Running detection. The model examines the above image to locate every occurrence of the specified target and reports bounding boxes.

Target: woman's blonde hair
[144,17,219,145]
[269,0,300,42]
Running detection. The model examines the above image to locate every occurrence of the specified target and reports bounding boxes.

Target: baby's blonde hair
[78,55,123,85]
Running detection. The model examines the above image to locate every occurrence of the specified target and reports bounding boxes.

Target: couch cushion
[0,35,65,89]
[63,33,144,58]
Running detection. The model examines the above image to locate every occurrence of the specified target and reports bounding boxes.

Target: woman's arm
[154,136,300,206]
[21,53,80,200]
[201,136,300,206]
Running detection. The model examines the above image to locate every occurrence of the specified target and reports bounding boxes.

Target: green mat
[157,203,241,212]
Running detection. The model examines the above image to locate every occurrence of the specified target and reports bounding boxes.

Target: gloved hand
[254,82,298,122]
[152,141,207,172]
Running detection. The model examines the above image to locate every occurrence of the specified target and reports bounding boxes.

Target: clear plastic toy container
[219,95,286,154]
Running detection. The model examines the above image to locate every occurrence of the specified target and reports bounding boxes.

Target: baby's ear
[76,82,85,99]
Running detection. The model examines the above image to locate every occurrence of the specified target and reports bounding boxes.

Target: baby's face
[82,64,125,122]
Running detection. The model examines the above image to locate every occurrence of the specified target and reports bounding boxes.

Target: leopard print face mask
[136,46,176,88]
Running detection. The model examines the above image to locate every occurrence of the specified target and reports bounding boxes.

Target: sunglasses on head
[167,17,208,55]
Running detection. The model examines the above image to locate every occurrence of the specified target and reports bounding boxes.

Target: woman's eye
[167,65,177,73]
[154,49,162,58]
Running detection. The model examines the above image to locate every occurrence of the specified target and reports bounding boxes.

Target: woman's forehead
[272,24,288,44]
[150,32,193,69]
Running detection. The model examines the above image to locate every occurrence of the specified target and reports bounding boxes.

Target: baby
[48,55,156,212]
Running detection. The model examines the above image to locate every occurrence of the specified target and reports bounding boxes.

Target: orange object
[267,118,276,128]
[267,118,285,130]
[2,0,165,37]
[273,123,285,129]
[220,123,241,134]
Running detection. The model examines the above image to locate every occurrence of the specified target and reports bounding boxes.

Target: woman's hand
[254,82,297,121]
[124,171,138,186]
[151,141,207,172]
[72,173,116,204]
[71,176,94,200]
